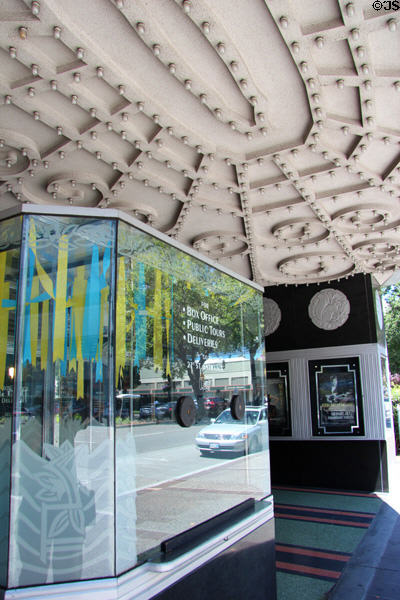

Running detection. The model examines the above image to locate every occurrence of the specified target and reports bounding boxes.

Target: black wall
[153,519,276,600]
[270,440,389,492]
[264,274,389,493]
[264,274,377,352]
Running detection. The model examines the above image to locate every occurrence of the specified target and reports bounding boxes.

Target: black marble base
[270,440,389,492]
[152,518,276,600]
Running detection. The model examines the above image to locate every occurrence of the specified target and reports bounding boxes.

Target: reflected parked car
[140,400,178,420]
[156,401,176,420]
[195,407,268,456]
[139,401,165,420]
[139,402,157,420]
[204,397,227,418]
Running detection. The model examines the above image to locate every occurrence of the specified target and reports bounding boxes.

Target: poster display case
[308,357,364,436]
[266,362,291,436]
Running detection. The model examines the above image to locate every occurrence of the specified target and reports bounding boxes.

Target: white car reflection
[195,407,268,456]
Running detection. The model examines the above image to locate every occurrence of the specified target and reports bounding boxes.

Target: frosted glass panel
[0,217,21,588]
[9,215,116,587]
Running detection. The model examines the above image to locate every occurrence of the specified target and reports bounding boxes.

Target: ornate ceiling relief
[278,252,354,283]
[0,1,399,286]
[44,172,107,207]
[308,288,351,331]
[192,231,248,259]
[353,238,400,272]
[271,217,329,247]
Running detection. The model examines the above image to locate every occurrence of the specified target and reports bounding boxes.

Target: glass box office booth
[0,205,275,600]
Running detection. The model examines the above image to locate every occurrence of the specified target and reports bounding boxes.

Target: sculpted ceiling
[0,0,400,286]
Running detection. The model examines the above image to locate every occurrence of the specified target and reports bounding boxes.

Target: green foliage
[391,384,400,405]
[383,285,400,374]
[382,286,400,453]
[119,223,265,406]
[392,385,400,455]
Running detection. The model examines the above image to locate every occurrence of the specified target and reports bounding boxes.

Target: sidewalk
[328,455,400,600]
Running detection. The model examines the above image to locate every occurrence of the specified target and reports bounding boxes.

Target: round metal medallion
[308,289,350,331]
[263,298,282,336]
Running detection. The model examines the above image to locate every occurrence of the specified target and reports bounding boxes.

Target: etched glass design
[8,215,116,587]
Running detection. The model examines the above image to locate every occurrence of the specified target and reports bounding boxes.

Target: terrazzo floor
[272,486,383,600]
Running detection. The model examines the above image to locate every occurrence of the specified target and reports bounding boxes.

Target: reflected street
[117,422,271,558]
[133,422,225,489]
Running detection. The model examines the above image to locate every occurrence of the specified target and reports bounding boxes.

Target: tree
[383,285,400,374]
[118,226,265,416]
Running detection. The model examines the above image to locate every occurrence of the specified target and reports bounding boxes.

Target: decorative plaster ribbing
[0,0,399,286]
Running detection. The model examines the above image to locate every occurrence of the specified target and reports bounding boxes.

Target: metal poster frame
[308,357,364,436]
[266,362,291,436]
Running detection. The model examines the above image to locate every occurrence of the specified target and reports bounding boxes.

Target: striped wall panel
[267,344,386,440]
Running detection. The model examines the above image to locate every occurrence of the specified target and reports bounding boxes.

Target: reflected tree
[118,228,264,414]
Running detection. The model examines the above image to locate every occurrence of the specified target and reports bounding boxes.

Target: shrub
[391,383,400,454]
[391,373,400,386]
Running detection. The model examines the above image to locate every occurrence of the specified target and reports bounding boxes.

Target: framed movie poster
[308,357,364,436]
[266,362,291,436]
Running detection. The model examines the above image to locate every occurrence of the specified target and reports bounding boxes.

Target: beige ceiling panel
[29,36,81,71]
[312,40,357,75]
[291,0,343,34]
[0,0,33,21]
[368,26,400,72]
[357,139,400,178]
[37,90,96,134]
[251,184,306,214]
[0,104,61,154]
[0,48,32,85]
[156,134,200,171]
[128,111,160,143]
[135,0,254,122]
[204,158,237,187]
[109,178,183,231]
[248,159,283,188]
[319,128,361,157]
[0,0,399,285]
[323,85,362,125]
[287,146,336,176]
[80,77,125,114]
[374,86,400,135]
[212,0,310,145]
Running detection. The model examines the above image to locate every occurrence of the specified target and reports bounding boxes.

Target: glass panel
[116,222,269,574]
[9,215,116,587]
[0,217,21,588]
